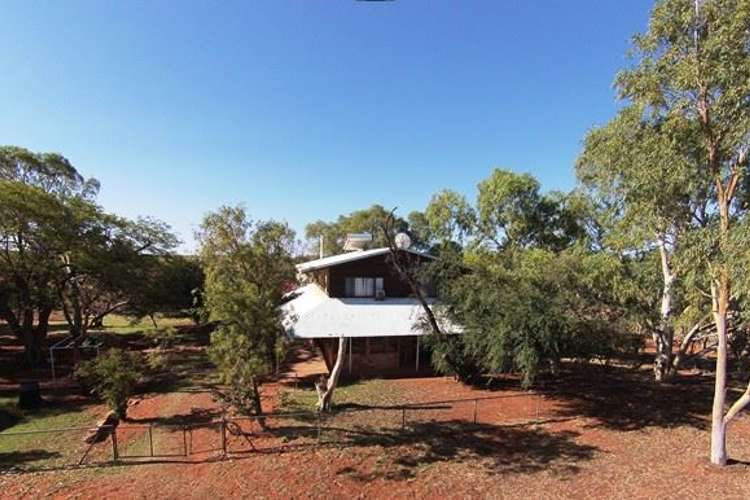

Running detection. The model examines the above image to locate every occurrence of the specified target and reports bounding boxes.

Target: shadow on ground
[329,420,598,480]
[537,364,717,431]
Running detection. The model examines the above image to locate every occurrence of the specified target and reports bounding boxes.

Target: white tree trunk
[654,240,676,382]
[710,282,728,466]
[316,337,346,412]
[724,381,750,427]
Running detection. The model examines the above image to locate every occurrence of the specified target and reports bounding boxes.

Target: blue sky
[1,1,653,252]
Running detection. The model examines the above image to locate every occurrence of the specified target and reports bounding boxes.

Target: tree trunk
[654,240,675,382]
[250,376,266,428]
[710,280,729,466]
[316,337,346,412]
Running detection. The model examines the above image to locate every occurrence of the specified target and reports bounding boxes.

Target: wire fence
[0,392,553,472]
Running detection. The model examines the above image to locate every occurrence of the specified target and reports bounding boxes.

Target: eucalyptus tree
[0,146,101,364]
[0,145,99,200]
[610,0,750,465]
[477,169,585,252]
[0,181,73,364]
[198,206,295,416]
[56,210,179,337]
[424,189,476,245]
[577,106,704,381]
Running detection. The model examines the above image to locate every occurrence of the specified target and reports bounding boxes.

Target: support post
[148,424,154,457]
[50,347,56,386]
[183,426,188,457]
[415,336,420,372]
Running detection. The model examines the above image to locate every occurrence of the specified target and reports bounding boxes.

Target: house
[281,235,456,377]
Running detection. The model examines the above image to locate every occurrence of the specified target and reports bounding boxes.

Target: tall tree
[198,206,295,416]
[577,106,704,381]
[424,189,476,245]
[614,0,750,465]
[0,181,72,364]
[0,146,102,363]
[477,169,583,251]
[56,210,179,337]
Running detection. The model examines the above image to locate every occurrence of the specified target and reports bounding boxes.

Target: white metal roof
[296,247,433,273]
[281,284,458,339]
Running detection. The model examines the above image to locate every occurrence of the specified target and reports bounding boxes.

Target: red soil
[3,340,750,498]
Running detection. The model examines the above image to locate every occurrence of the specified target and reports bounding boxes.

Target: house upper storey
[296,247,435,299]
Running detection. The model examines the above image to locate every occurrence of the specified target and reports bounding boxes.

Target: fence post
[401,407,406,430]
[111,427,119,464]
[221,418,227,456]
[316,411,322,443]
[148,424,154,457]
[473,399,478,424]
[183,426,188,457]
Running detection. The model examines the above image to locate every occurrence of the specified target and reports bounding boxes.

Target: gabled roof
[296,247,433,273]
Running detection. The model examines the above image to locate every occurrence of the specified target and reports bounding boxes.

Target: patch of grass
[0,396,101,470]
[99,315,192,335]
[279,379,408,414]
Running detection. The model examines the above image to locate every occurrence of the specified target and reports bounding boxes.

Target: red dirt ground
[2,343,750,498]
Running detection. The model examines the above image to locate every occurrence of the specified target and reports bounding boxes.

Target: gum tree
[614,0,750,465]
[577,106,704,381]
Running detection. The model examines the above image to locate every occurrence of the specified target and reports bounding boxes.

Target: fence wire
[0,392,548,472]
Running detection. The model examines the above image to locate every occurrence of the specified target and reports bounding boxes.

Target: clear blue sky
[1,1,653,252]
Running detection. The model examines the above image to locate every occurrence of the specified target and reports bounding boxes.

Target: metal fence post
[111,427,119,463]
[148,424,154,457]
[221,418,227,456]
[473,399,478,424]
[183,426,188,457]
[316,411,322,443]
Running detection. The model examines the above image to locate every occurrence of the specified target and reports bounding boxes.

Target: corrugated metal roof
[281,284,459,339]
[296,247,433,273]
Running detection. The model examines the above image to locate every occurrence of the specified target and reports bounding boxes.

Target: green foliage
[477,169,585,251]
[198,205,296,415]
[75,349,142,419]
[0,146,179,364]
[424,244,647,387]
[424,190,476,245]
[305,204,408,256]
[125,255,204,321]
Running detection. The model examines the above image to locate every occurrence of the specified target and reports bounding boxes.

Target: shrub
[75,349,142,419]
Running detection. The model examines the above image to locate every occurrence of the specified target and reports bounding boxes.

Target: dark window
[344,277,384,297]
